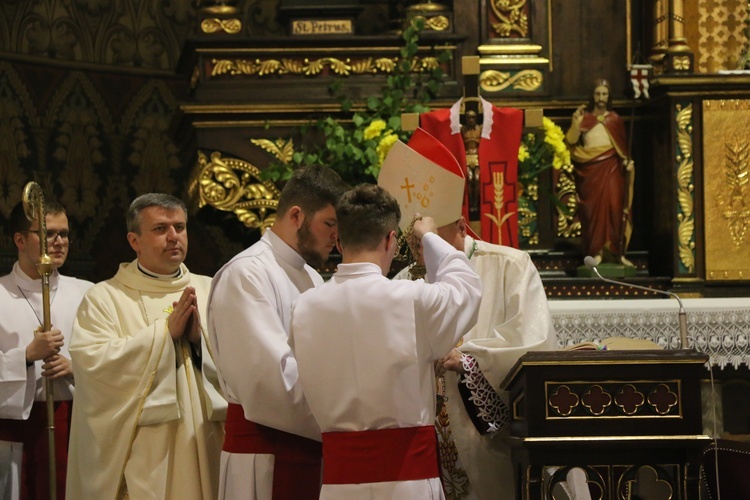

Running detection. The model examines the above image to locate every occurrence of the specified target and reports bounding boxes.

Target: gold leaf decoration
[189,150,280,233]
[720,136,750,246]
[412,15,450,32]
[556,163,581,238]
[489,0,529,38]
[479,69,542,93]
[200,18,242,35]
[210,56,439,78]
[250,138,295,165]
[675,103,695,273]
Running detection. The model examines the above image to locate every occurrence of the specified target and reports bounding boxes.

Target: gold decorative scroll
[489,0,528,37]
[200,18,242,35]
[702,99,750,281]
[411,15,450,31]
[190,150,280,233]
[674,103,695,274]
[479,69,542,92]
[210,56,440,78]
[556,163,581,238]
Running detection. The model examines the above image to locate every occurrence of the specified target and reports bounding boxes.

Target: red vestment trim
[0,400,71,500]
[223,403,322,500]
[321,425,438,484]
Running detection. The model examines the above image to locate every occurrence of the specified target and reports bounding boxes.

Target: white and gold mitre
[377,127,465,231]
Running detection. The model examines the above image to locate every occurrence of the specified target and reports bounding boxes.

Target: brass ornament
[671,55,691,71]
[489,0,529,38]
[210,56,440,78]
[189,150,280,233]
[674,103,695,273]
[250,138,295,165]
[479,69,542,93]
[411,15,450,32]
[200,18,242,35]
[556,163,581,238]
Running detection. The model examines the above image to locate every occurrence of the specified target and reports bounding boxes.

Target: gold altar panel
[695,0,748,73]
[702,99,750,281]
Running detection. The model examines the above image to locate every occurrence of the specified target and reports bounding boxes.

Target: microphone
[584,256,690,349]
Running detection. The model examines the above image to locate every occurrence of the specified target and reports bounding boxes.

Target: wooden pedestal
[501,349,710,499]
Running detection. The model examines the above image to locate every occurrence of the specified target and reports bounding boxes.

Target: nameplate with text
[291,19,353,36]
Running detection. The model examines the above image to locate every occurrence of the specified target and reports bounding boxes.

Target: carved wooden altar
[646,74,750,290]
[501,349,710,499]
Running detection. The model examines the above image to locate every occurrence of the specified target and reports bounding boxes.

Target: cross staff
[21,181,57,500]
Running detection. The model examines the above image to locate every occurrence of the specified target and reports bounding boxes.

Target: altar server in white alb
[207,165,347,500]
[290,147,482,497]
[0,200,93,500]
[66,193,226,499]
[385,128,556,499]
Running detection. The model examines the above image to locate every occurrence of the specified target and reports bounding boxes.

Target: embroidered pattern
[459,354,510,434]
[436,400,472,499]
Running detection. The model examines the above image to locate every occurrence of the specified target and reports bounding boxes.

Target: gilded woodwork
[702,99,750,281]
[518,180,539,245]
[209,56,440,78]
[696,0,748,72]
[412,15,450,32]
[201,18,243,35]
[555,163,581,239]
[674,103,695,274]
[189,150,279,233]
[250,138,295,165]
[489,0,529,38]
[479,69,543,93]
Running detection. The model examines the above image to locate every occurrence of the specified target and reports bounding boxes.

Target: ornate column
[649,0,669,68]
[664,0,694,73]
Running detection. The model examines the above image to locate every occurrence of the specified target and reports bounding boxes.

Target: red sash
[0,400,71,500]
[223,403,322,500]
[321,425,438,484]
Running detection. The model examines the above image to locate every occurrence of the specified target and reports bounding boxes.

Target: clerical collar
[137,261,182,280]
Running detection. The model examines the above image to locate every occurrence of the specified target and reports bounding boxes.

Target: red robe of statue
[569,110,630,260]
[420,99,523,248]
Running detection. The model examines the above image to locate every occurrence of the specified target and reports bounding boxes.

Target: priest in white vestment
[67,193,226,500]
[207,165,347,499]
[385,128,556,499]
[0,201,93,500]
[290,179,482,500]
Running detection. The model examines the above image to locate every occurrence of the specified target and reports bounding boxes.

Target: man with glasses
[0,200,93,499]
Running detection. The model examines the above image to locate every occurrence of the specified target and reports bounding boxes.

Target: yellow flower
[376,132,398,165]
[364,119,387,140]
[541,117,569,169]
[518,143,530,162]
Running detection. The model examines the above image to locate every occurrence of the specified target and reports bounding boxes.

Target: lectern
[501,350,710,499]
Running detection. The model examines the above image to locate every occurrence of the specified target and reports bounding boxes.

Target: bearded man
[207,165,347,500]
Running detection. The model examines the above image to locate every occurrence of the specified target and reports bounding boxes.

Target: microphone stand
[584,256,690,349]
